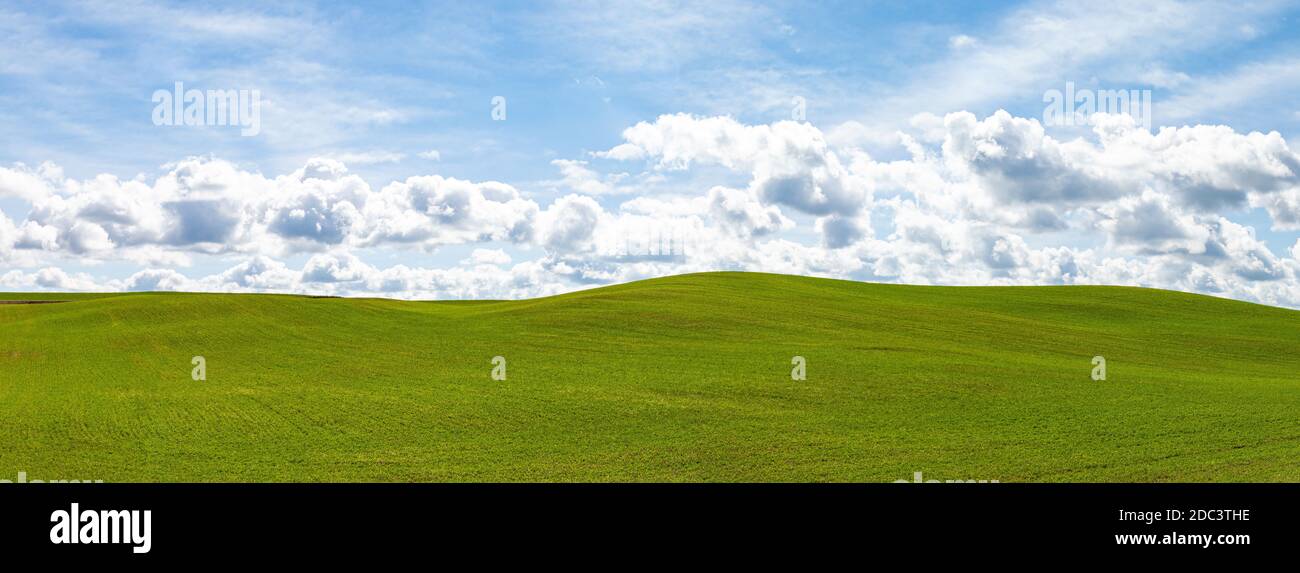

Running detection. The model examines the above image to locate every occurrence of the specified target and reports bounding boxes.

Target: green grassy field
[1,271,1297,482]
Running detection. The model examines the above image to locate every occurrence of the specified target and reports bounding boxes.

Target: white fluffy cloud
[464,248,512,267]
[589,111,1300,306]
[0,267,96,291]
[302,252,373,284]
[538,194,604,254]
[604,114,870,217]
[0,157,547,260]
[3,110,1299,308]
[707,186,791,239]
[0,211,15,261]
[361,175,538,248]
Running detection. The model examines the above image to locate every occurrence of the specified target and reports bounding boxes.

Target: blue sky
[3,0,1300,306]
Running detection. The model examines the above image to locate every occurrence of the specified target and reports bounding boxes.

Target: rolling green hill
[1,272,1297,482]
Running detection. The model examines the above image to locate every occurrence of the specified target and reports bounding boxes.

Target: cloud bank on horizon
[2,0,1300,307]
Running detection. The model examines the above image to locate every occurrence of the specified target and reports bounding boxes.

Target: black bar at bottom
[2,484,1290,562]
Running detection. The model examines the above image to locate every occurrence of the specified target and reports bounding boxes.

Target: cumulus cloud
[3,157,547,261]
[464,248,512,267]
[3,110,1299,309]
[0,267,99,291]
[707,186,791,239]
[538,194,604,254]
[0,161,62,202]
[0,212,16,261]
[264,164,369,249]
[122,268,193,292]
[1098,190,1210,255]
[942,111,1122,205]
[602,114,870,217]
[218,256,297,289]
[362,175,538,247]
[302,252,373,284]
[817,213,872,249]
[595,111,1300,306]
[1252,187,1300,230]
